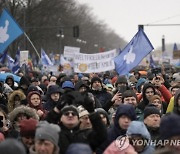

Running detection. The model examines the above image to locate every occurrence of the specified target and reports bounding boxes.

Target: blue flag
[12,49,20,74]
[0,9,24,54]
[7,54,14,69]
[114,28,154,75]
[41,48,53,66]
[149,54,156,68]
[0,48,8,64]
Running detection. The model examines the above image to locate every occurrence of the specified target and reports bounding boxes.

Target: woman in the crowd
[27,91,47,119]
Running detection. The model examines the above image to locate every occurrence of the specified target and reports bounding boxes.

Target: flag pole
[24,32,41,59]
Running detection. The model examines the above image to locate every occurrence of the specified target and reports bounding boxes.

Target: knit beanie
[35,121,60,146]
[144,106,161,119]
[91,77,102,86]
[62,81,75,89]
[60,105,79,118]
[19,118,38,137]
[77,105,89,118]
[115,76,128,87]
[0,139,26,154]
[160,113,180,139]
[66,143,92,154]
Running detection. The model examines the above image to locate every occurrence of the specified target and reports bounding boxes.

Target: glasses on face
[63,111,77,117]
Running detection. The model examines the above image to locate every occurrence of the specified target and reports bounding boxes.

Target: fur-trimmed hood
[8,90,26,112]
[9,105,39,123]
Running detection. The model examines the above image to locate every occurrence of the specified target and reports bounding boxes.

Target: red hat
[19,118,38,137]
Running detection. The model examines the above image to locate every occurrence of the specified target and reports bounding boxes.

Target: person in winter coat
[96,104,136,154]
[29,121,60,154]
[5,75,16,90]
[27,91,47,119]
[8,90,26,112]
[127,121,155,154]
[143,105,161,142]
[8,106,39,138]
[122,90,144,121]
[90,76,112,107]
[17,76,31,96]
[46,91,107,154]
[43,85,64,111]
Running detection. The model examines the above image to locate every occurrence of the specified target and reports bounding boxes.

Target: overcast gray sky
[77,0,180,50]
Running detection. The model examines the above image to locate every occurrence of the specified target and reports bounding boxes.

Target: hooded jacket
[138,83,156,110]
[96,104,136,154]
[43,85,63,111]
[127,121,155,154]
[5,75,15,90]
[8,90,26,112]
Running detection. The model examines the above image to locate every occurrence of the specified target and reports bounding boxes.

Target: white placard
[20,50,29,66]
[73,49,117,73]
[64,46,80,58]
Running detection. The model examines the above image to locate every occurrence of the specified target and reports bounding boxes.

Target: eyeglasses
[63,111,77,117]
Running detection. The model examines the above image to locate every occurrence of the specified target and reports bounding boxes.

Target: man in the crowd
[43,85,64,111]
[143,105,161,142]
[46,92,107,154]
[77,105,92,130]
[90,76,112,107]
[122,90,144,121]
[30,121,60,154]
[97,104,136,154]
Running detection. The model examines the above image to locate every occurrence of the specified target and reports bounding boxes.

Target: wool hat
[0,139,26,154]
[19,118,38,137]
[115,76,128,87]
[27,85,39,93]
[77,105,89,118]
[62,81,75,89]
[66,143,92,154]
[144,106,161,119]
[91,77,102,85]
[35,121,60,146]
[60,105,79,117]
[47,85,64,95]
[160,113,180,139]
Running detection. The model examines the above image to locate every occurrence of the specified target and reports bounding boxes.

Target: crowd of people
[0,67,180,154]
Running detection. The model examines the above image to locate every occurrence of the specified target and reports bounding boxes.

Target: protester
[8,90,26,112]
[90,76,112,106]
[27,91,46,119]
[30,121,60,154]
[127,121,155,153]
[43,85,64,111]
[143,105,161,141]
[19,118,38,152]
[97,104,136,154]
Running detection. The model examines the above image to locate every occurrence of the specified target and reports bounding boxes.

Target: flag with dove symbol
[0,9,24,54]
[114,28,154,75]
